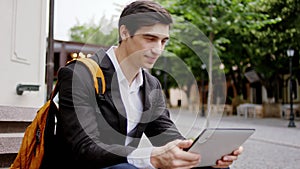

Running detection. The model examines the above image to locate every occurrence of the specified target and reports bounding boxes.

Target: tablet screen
[186,128,255,167]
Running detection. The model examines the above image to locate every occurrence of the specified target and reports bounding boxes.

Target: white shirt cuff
[127,147,156,169]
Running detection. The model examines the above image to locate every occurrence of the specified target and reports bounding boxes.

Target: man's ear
[120,25,130,41]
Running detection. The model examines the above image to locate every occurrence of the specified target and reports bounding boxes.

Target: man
[44,1,242,169]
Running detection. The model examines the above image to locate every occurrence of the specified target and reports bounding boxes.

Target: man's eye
[145,37,155,41]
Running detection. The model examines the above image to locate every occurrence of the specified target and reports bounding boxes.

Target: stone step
[0,105,37,122]
[0,106,37,168]
[0,133,23,168]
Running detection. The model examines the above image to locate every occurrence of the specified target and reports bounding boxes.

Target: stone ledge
[0,105,38,122]
[0,134,23,168]
[0,133,23,154]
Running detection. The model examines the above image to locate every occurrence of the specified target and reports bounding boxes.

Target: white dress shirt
[106,46,155,169]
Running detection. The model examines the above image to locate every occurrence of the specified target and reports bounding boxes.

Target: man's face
[122,23,170,69]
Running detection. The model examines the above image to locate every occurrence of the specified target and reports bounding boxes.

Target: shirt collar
[106,46,144,90]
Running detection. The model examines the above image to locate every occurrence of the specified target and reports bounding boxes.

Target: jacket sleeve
[57,62,135,168]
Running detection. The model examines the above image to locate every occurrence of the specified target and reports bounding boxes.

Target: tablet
[186,128,255,167]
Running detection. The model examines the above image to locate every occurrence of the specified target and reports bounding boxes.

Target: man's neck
[114,46,140,86]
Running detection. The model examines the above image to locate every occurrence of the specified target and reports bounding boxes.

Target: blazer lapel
[142,71,151,114]
[110,75,127,135]
[96,50,128,135]
[135,71,152,131]
[140,70,166,125]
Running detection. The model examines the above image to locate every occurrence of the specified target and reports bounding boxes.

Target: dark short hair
[118,1,172,43]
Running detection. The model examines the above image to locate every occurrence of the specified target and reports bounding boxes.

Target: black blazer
[42,49,184,169]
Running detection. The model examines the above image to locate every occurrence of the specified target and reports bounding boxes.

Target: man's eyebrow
[142,33,169,40]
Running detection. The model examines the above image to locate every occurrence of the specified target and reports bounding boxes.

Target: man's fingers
[170,159,200,168]
[213,155,237,168]
[174,150,201,162]
[175,140,201,161]
[223,155,238,162]
[212,146,243,168]
[176,139,194,149]
[215,159,233,167]
[151,140,202,169]
[233,146,243,155]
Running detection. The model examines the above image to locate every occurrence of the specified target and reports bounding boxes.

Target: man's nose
[151,48,162,55]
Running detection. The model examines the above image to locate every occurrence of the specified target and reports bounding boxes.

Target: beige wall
[0,0,48,108]
[169,88,188,107]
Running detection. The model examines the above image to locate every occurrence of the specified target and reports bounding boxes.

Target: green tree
[251,0,300,101]
[69,16,118,46]
[157,0,281,102]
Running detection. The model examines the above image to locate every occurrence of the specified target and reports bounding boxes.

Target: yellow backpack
[10,57,106,169]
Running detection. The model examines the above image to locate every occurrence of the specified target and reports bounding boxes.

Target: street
[168,108,300,169]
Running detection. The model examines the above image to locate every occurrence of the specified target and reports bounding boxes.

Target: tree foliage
[157,0,299,102]
[69,16,119,46]
[252,0,300,99]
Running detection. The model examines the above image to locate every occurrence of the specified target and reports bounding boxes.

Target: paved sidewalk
[168,108,300,169]
[2,107,299,169]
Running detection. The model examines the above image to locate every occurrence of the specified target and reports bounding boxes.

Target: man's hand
[150,139,201,169]
[212,146,243,168]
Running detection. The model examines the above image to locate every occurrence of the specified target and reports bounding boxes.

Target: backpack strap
[48,56,107,100]
[75,58,106,95]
